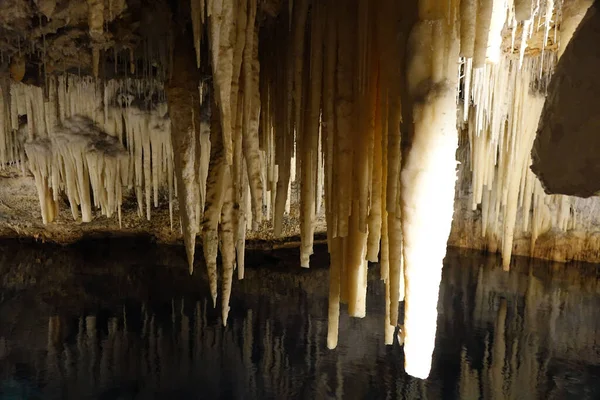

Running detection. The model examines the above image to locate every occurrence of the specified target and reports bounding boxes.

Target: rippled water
[0,239,599,399]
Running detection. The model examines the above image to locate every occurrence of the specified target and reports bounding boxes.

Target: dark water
[0,239,599,400]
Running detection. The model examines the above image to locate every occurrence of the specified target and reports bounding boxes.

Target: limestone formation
[0,0,598,380]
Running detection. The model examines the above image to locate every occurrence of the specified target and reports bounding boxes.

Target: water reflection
[0,240,599,399]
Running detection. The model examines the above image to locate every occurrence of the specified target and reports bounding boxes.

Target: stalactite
[299,1,323,268]
[210,0,236,166]
[272,3,294,237]
[402,2,460,378]
[333,1,355,239]
[219,164,235,324]
[165,33,203,275]
[473,0,493,67]
[366,78,383,262]
[202,95,227,307]
[230,0,248,256]
[460,0,477,57]
[191,0,204,68]
[25,139,57,224]
[486,0,509,64]
[242,0,263,229]
[237,165,249,279]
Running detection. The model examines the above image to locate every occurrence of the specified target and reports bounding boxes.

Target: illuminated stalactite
[401,0,460,379]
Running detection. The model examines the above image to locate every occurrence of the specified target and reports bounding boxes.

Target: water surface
[0,239,599,399]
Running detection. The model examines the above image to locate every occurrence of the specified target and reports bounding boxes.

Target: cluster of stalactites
[25,116,128,225]
[251,0,462,380]
[461,0,593,270]
[254,0,408,356]
[187,0,584,380]
[466,56,548,270]
[185,0,409,339]
[4,75,175,227]
[183,0,264,328]
[249,0,585,380]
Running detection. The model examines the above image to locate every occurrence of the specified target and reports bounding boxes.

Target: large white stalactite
[402,1,460,379]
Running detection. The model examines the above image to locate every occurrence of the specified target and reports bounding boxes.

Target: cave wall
[4,140,600,265]
[451,139,600,264]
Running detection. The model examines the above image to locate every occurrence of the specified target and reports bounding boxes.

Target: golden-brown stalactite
[376,0,404,218]
[346,199,368,317]
[333,0,357,239]
[322,0,337,239]
[388,213,404,325]
[339,235,349,305]
[291,0,310,187]
[355,0,376,235]
[379,87,390,283]
[366,71,383,263]
[272,8,293,237]
[323,0,341,351]
[372,0,408,331]
[384,278,395,345]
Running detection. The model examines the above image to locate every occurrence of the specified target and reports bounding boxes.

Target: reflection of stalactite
[489,298,506,399]
[33,296,312,398]
[459,346,479,398]
[481,332,491,399]
[45,316,61,390]
[7,248,600,399]
[336,353,343,400]
[243,309,255,394]
[180,299,190,376]
[448,251,600,400]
